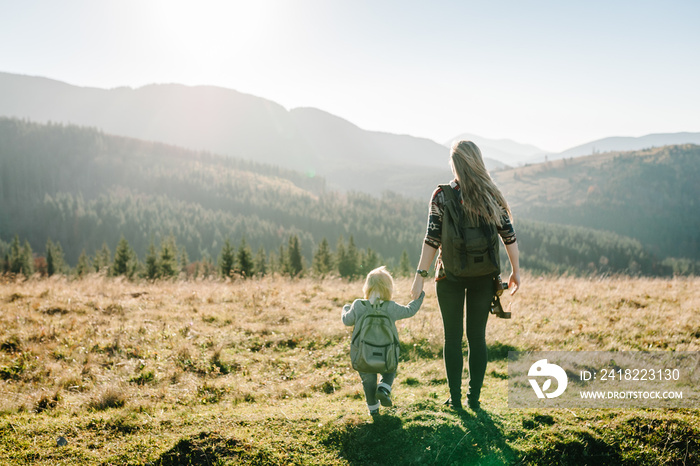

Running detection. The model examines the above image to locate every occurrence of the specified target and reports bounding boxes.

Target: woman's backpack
[350,301,400,374]
[440,184,500,279]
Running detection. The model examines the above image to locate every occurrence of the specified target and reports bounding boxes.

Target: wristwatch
[416,269,429,278]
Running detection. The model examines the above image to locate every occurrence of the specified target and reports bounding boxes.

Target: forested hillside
[0,118,422,269]
[495,145,700,263]
[0,118,689,277]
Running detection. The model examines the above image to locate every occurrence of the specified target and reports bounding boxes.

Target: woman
[410,140,520,411]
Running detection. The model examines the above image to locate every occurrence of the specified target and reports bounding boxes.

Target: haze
[1,0,699,152]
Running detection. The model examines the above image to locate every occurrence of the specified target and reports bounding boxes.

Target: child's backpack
[350,301,400,374]
[440,184,500,279]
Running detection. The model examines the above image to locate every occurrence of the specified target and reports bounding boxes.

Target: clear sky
[1,0,699,152]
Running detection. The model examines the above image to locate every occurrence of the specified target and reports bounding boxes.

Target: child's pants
[358,371,395,410]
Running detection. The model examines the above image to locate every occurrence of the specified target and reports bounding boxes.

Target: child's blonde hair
[362,266,394,301]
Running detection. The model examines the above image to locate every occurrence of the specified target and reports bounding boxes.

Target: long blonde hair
[449,140,512,227]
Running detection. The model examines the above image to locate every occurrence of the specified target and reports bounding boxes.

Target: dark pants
[436,275,493,404]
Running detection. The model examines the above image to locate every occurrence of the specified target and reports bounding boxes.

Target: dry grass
[0,273,698,464]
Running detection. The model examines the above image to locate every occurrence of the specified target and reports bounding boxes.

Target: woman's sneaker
[376,386,393,407]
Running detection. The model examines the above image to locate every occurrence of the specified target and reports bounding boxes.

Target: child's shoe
[376,386,393,407]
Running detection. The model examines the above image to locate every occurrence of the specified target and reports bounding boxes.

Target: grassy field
[0,273,698,465]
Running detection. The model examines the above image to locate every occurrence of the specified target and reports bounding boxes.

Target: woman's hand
[508,271,520,295]
[410,274,424,300]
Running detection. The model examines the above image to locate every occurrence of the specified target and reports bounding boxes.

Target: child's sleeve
[389,291,425,321]
[341,300,359,326]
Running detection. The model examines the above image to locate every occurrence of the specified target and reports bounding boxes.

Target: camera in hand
[490,275,511,319]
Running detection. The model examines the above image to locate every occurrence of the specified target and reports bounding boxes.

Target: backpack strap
[440,184,469,269]
[365,299,386,312]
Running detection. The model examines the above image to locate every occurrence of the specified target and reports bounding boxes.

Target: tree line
[0,233,417,281]
[0,117,423,269]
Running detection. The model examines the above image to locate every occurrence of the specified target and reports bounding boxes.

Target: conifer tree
[278,244,288,276]
[50,239,65,276]
[237,237,254,277]
[76,250,91,277]
[46,239,56,276]
[159,236,178,278]
[20,240,34,277]
[94,243,112,274]
[312,237,333,277]
[219,239,235,278]
[179,248,189,276]
[363,247,379,273]
[287,235,304,277]
[335,236,346,278]
[254,246,268,277]
[145,241,159,280]
[338,236,359,279]
[200,253,215,278]
[9,235,22,275]
[113,236,134,277]
[267,250,279,276]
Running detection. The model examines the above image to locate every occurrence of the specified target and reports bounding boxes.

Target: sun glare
[144,0,279,62]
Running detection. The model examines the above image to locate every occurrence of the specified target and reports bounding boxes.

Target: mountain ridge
[0,71,497,199]
[548,132,700,161]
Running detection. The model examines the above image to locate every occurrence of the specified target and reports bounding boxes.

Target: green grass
[0,274,698,464]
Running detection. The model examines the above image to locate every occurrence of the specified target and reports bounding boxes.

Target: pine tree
[179,248,189,276]
[46,239,56,276]
[9,235,22,275]
[20,240,34,277]
[45,239,66,276]
[76,250,91,277]
[267,251,279,276]
[338,235,359,279]
[363,247,379,273]
[200,253,215,278]
[145,241,159,280]
[287,235,304,277]
[237,237,254,277]
[278,244,288,276]
[312,238,333,277]
[94,243,112,274]
[335,236,346,278]
[113,236,134,277]
[159,236,178,278]
[254,247,267,277]
[219,239,235,278]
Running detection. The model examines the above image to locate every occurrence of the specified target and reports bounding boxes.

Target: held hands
[410,275,424,300]
[508,271,520,295]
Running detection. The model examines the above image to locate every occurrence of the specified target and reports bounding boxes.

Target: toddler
[342,266,425,415]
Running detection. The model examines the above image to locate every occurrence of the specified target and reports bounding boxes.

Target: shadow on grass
[518,427,622,466]
[322,400,518,465]
[149,431,249,466]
